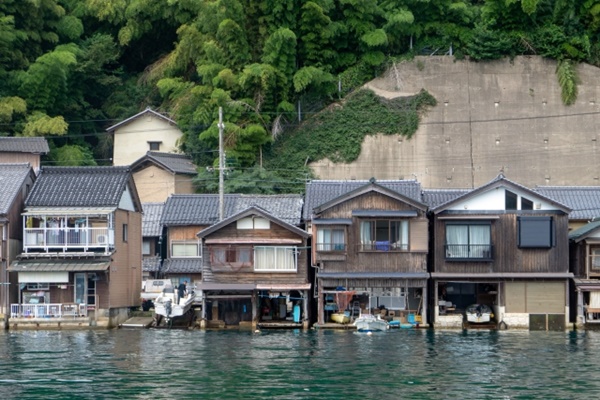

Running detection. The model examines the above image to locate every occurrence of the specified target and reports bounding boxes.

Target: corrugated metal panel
[505,282,526,313]
[313,219,353,225]
[23,207,116,216]
[526,282,564,314]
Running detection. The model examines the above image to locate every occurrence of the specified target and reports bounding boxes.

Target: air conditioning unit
[96,234,107,245]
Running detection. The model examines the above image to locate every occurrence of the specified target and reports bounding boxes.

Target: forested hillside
[1,0,598,192]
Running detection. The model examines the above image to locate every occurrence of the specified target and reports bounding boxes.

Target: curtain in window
[470,225,490,257]
[317,229,331,251]
[400,220,409,250]
[360,221,372,250]
[173,243,198,257]
[255,247,296,271]
[446,225,468,257]
[212,248,226,264]
[332,230,345,250]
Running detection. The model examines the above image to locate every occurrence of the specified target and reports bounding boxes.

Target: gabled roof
[534,186,600,221]
[422,189,470,209]
[0,137,49,154]
[303,179,423,220]
[142,202,164,237]
[162,258,202,274]
[569,219,600,243]
[26,166,141,210]
[431,174,571,213]
[162,194,304,226]
[106,107,176,132]
[197,206,310,239]
[131,152,197,175]
[0,164,34,214]
[143,255,161,272]
[313,182,427,215]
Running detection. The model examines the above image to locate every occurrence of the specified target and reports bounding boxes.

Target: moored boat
[153,287,195,327]
[353,313,390,332]
[330,312,351,324]
[465,304,493,324]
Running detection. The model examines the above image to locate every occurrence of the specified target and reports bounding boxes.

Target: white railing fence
[10,303,87,318]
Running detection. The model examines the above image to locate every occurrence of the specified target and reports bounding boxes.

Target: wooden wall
[110,209,142,308]
[433,212,570,274]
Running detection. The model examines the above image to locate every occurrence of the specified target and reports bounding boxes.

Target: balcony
[24,227,114,253]
[10,303,88,318]
[445,244,494,261]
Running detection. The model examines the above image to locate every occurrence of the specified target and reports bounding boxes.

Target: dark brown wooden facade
[197,207,310,329]
[311,186,429,326]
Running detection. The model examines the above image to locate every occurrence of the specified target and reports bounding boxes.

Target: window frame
[445,221,493,260]
[171,241,200,258]
[517,216,554,249]
[316,227,346,252]
[253,246,297,272]
[148,141,162,151]
[210,246,253,265]
[359,219,409,252]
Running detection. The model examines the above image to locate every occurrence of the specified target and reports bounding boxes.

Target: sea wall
[310,56,600,189]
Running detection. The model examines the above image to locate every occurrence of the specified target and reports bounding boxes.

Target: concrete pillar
[317,283,324,325]
[576,289,585,328]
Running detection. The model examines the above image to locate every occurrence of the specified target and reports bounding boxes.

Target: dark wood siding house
[141,202,164,282]
[8,166,143,329]
[427,174,572,330]
[197,206,310,329]
[305,179,429,326]
[569,220,600,327]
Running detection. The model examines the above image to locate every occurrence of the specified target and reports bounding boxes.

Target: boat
[330,312,351,324]
[153,287,196,327]
[465,304,493,323]
[353,313,390,332]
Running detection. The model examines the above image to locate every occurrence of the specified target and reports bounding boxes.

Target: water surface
[0,328,596,399]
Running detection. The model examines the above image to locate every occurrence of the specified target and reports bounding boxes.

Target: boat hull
[331,313,350,324]
[465,304,493,324]
[353,314,389,332]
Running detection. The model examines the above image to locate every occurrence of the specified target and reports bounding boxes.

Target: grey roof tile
[142,255,161,272]
[142,202,164,237]
[0,137,49,154]
[422,189,471,209]
[132,152,197,175]
[569,219,600,242]
[26,166,132,207]
[535,186,600,221]
[162,194,303,226]
[0,164,32,214]
[303,180,422,220]
[162,258,202,274]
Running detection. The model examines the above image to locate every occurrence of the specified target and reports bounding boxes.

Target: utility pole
[218,107,225,221]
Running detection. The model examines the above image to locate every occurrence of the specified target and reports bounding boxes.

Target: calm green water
[0,328,597,399]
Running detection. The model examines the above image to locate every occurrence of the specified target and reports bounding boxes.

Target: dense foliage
[1,0,598,191]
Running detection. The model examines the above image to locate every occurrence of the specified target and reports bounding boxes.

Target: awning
[9,259,111,272]
[352,210,417,218]
[431,272,573,279]
[312,219,353,225]
[256,283,311,290]
[574,279,600,291]
[317,272,429,279]
[195,283,256,291]
[23,207,116,216]
[205,238,302,244]
[19,271,68,283]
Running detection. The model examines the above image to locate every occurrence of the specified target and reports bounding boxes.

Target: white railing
[24,227,112,250]
[10,303,88,318]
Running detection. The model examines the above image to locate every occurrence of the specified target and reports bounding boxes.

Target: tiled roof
[142,202,164,237]
[535,186,600,221]
[303,180,422,220]
[0,137,49,154]
[421,189,471,209]
[162,258,202,274]
[26,166,133,207]
[142,256,161,272]
[569,219,600,242]
[0,164,32,214]
[132,152,197,175]
[106,107,176,132]
[162,194,303,226]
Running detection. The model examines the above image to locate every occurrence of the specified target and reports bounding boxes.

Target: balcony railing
[316,243,346,252]
[10,303,88,318]
[24,227,113,251]
[445,244,493,260]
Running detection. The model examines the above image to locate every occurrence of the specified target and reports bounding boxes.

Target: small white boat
[465,304,493,323]
[154,287,195,326]
[353,313,389,332]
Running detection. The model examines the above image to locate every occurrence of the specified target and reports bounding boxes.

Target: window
[518,216,553,248]
[317,228,345,251]
[211,247,252,264]
[505,190,518,210]
[148,141,161,151]
[172,241,200,257]
[590,248,600,271]
[360,220,409,251]
[142,240,151,255]
[446,222,492,259]
[237,217,270,230]
[123,224,128,242]
[254,246,297,272]
[521,197,534,210]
